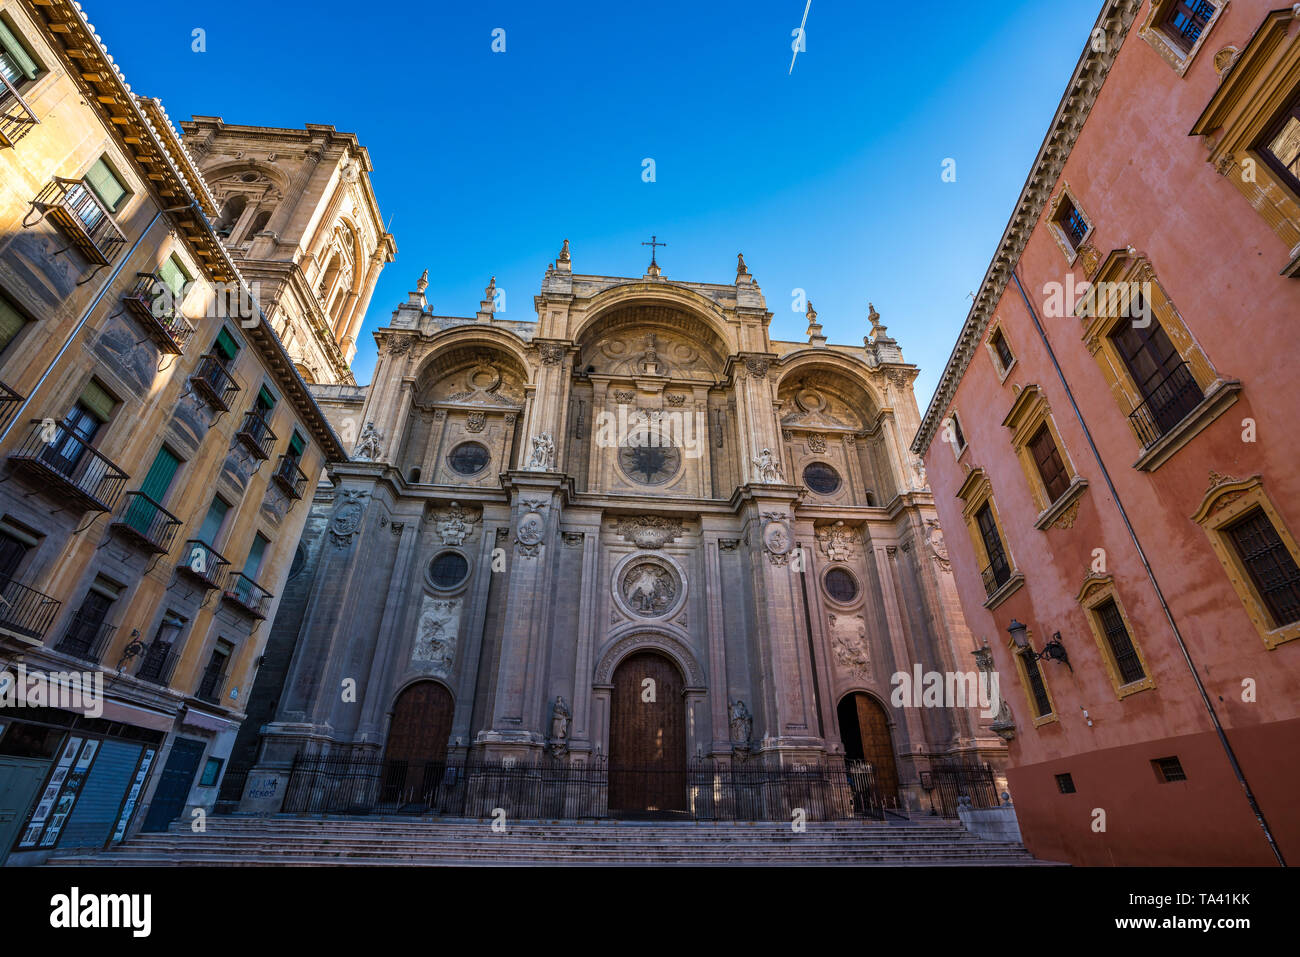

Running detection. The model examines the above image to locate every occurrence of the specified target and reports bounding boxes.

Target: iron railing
[214,767,250,815]
[121,272,195,354]
[279,753,905,822]
[0,72,38,148]
[980,559,1012,598]
[928,760,1000,818]
[176,539,230,591]
[272,455,308,500]
[0,577,61,641]
[135,642,181,686]
[236,409,276,460]
[188,354,240,411]
[7,419,129,513]
[223,572,272,618]
[1128,361,1203,448]
[112,491,183,554]
[30,177,126,265]
[54,613,117,664]
[195,667,228,705]
[0,379,23,432]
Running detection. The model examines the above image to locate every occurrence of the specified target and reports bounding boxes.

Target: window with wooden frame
[1193,474,1300,649]
[1077,250,1240,471]
[942,410,967,459]
[985,321,1016,381]
[1139,0,1225,75]
[1002,385,1088,529]
[1008,629,1057,727]
[1046,184,1092,264]
[956,468,1023,609]
[1078,574,1155,698]
[1190,8,1300,277]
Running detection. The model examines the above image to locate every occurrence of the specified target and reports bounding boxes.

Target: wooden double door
[383,682,454,806]
[608,652,687,815]
[837,692,900,802]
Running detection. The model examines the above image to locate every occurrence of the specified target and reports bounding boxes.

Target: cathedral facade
[232,246,1003,815]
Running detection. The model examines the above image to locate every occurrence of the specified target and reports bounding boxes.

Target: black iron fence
[279,752,905,822]
[929,760,999,818]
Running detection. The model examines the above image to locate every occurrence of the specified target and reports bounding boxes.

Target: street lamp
[1007,620,1072,672]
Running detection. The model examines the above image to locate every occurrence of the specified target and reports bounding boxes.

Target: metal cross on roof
[641,234,667,266]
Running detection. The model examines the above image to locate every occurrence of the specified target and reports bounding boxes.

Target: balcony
[236,409,276,461]
[0,379,23,432]
[0,578,61,643]
[110,492,183,555]
[1128,361,1204,449]
[188,354,240,412]
[0,73,38,148]
[135,642,181,687]
[122,273,195,355]
[272,455,308,500]
[195,667,228,705]
[980,561,1011,599]
[30,177,126,266]
[176,539,230,592]
[7,419,128,513]
[54,613,116,664]
[222,572,272,619]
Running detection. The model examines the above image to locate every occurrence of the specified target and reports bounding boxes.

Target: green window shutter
[140,447,181,503]
[288,432,306,457]
[246,534,269,578]
[256,386,276,412]
[214,328,239,360]
[157,256,188,300]
[78,380,115,422]
[197,498,229,546]
[0,292,28,354]
[84,158,127,212]
[0,19,40,81]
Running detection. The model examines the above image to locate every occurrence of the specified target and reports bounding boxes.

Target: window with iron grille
[1152,756,1186,783]
[1163,0,1216,54]
[1094,597,1147,684]
[1055,773,1076,794]
[1225,508,1300,628]
[1028,424,1071,504]
[1257,90,1300,197]
[990,328,1014,372]
[1054,195,1089,251]
[1108,308,1203,439]
[1022,650,1052,718]
[976,503,1011,590]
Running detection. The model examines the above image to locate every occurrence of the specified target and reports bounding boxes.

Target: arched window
[245,208,273,240]
[215,195,247,238]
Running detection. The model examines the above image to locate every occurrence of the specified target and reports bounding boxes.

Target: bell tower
[180,116,397,384]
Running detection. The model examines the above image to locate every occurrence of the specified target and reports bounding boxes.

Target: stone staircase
[48,815,1054,866]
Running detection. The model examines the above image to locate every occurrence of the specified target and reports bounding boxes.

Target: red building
[914,0,1300,865]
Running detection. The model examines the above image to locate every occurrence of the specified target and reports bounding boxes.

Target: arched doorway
[383,681,454,808]
[608,651,687,816]
[837,692,901,805]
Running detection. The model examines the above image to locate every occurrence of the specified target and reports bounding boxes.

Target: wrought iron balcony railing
[30,177,126,265]
[272,454,308,500]
[111,491,183,555]
[196,668,228,705]
[54,614,117,664]
[135,642,181,686]
[188,354,240,412]
[0,72,38,148]
[122,273,195,355]
[7,419,129,513]
[176,539,230,591]
[1128,361,1204,449]
[222,572,272,619]
[236,409,276,460]
[980,559,1013,599]
[0,379,24,432]
[0,577,61,642]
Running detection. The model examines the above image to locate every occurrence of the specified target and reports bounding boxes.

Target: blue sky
[87,0,1103,405]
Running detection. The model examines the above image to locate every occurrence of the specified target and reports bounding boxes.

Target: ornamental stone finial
[736,252,748,277]
[416,269,429,294]
[558,239,571,263]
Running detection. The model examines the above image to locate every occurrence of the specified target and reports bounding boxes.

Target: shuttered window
[0,18,40,83]
[77,379,116,422]
[157,255,188,300]
[84,158,127,213]
[1028,424,1071,504]
[1094,598,1146,684]
[213,328,239,363]
[1021,651,1053,718]
[1226,508,1300,628]
[196,498,229,547]
[0,289,29,354]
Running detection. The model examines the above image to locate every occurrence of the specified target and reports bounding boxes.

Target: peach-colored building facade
[915,0,1300,865]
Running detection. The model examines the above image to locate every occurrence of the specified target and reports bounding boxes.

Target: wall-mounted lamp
[1007,620,1072,672]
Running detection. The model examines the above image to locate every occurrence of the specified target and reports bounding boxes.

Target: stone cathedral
[230,243,1004,815]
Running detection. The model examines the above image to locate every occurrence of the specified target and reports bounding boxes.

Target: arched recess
[570,282,737,355]
[397,340,530,485]
[776,358,891,507]
[592,625,706,688]
[385,679,455,766]
[836,690,900,802]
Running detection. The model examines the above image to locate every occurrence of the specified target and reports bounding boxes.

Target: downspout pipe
[0,202,199,447]
[1009,267,1285,867]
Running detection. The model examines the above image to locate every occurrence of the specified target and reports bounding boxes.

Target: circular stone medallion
[620,560,680,618]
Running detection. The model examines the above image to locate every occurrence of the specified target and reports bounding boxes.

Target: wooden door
[383,682,454,808]
[838,693,900,803]
[608,652,686,814]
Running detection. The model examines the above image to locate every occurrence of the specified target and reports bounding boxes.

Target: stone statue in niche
[354,421,384,462]
[526,432,555,471]
[729,700,753,752]
[549,696,571,756]
[752,448,784,484]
